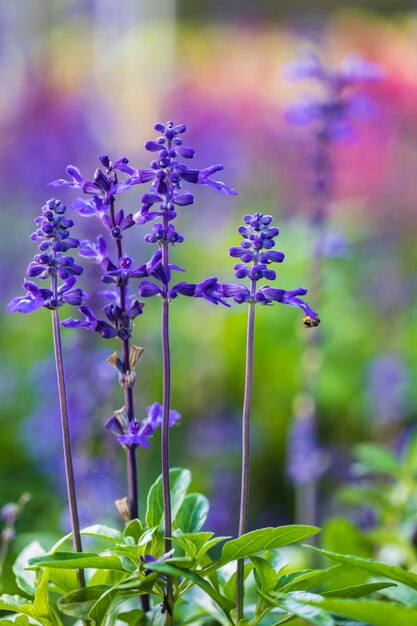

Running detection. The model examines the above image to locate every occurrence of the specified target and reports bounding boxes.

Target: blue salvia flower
[105,402,181,449]
[8,199,86,313]
[135,121,236,299]
[133,121,236,228]
[50,155,140,220]
[171,212,320,324]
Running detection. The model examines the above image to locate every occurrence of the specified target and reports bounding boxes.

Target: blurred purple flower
[367,354,410,425]
[286,414,328,486]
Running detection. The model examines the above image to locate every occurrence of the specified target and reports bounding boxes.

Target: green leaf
[278,566,345,592]
[28,552,126,571]
[0,617,30,626]
[58,585,109,618]
[146,561,235,613]
[353,443,402,477]
[0,595,32,610]
[88,575,158,626]
[145,468,191,529]
[172,531,214,557]
[277,592,335,626]
[118,609,146,625]
[13,541,46,596]
[251,556,278,594]
[306,546,417,591]
[81,525,124,542]
[123,519,144,543]
[223,563,254,602]
[323,582,397,599]
[306,597,417,626]
[175,493,209,533]
[219,526,320,565]
[32,569,56,626]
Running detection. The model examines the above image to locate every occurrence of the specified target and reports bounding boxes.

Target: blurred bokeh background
[1,0,417,583]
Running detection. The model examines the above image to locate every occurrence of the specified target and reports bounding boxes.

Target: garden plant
[3,54,417,626]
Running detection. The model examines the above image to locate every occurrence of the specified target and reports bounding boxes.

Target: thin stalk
[109,197,139,521]
[236,279,256,623]
[161,219,174,625]
[51,291,85,590]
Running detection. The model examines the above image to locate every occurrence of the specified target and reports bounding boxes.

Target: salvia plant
[3,114,417,626]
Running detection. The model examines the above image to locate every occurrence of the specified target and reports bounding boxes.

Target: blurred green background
[1,0,417,585]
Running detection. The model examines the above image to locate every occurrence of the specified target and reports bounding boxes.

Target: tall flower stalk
[51,155,146,521]
[8,198,87,589]
[135,120,236,621]
[284,53,383,524]
[225,212,320,621]
[168,211,320,621]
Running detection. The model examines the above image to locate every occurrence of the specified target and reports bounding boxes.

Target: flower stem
[51,303,85,590]
[161,219,174,625]
[109,197,139,521]
[236,282,256,623]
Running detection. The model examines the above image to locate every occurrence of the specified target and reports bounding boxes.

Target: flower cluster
[51,155,139,220]
[226,213,320,324]
[229,213,284,281]
[284,53,384,139]
[159,212,320,323]
[135,120,236,237]
[105,402,181,448]
[8,199,86,314]
[136,121,236,302]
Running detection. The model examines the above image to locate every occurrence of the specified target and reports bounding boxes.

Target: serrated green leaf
[306,546,417,591]
[145,468,191,529]
[28,552,126,572]
[323,581,396,599]
[219,525,320,565]
[175,493,209,533]
[146,561,235,613]
[58,585,109,618]
[306,597,417,626]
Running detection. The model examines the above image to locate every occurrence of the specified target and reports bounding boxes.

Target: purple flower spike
[284,53,384,144]
[222,212,320,325]
[8,199,87,314]
[134,120,236,242]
